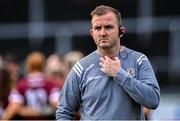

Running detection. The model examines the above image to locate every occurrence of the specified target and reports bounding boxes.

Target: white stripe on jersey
[77,62,83,70]
[137,55,148,65]
[73,66,81,77]
[139,58,148,65]
[73,62,83,77]
[74,63,82,74]
[137,55,145,63]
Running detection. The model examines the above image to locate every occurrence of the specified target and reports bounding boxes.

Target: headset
[116,10,125,38]
[119,27,124,37]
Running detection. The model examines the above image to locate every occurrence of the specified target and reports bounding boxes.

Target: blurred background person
[45,53,67,89]
[62,50,84,119]
[1,51,60,120]
[3,53,22,85]
[0,55,12,118]
[63,51,84,71]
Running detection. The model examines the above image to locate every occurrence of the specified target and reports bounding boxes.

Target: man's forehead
[92,12,116,21]
[92,13,116,26]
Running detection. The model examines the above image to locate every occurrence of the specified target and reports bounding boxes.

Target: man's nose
[100,28,107,36]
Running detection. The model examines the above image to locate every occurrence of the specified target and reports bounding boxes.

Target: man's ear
[90,29,93,37]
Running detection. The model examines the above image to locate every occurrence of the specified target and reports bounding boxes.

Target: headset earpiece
[119,27,123,37]
[119,26,125,37]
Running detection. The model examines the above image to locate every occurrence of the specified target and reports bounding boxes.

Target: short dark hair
[90,5,122,27]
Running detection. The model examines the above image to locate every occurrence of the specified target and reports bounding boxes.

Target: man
[56,5,160,120]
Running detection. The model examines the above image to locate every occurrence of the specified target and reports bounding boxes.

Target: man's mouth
[99,38,108,41]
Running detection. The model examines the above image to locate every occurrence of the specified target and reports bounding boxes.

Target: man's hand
[99,56,121,77]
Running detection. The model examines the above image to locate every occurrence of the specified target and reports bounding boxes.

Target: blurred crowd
[0,50,84,120]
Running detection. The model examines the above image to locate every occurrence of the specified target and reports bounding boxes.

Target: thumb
[114,57,119,61]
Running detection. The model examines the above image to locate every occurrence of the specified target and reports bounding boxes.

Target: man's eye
[95,27,101,30]
[105,25,113,29]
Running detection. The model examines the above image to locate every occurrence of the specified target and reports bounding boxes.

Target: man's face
[90,12,120,50]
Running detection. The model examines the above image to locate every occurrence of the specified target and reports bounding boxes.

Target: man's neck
[97,45,122,58]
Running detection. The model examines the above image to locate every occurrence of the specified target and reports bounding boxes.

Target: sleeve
[8,89,24,104]
[56,63,82,120]
[8,81,25,104]
[114,55,160,109]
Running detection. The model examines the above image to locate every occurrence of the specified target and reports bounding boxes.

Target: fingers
[104,56,110,61]
[100,56,106,63]
[99,61,105,73]
[100,67,105,73]
[99,61,103,67]
[100,56,114,63]
[99,56,107,72]
[100,56,119,64]
[99,56,121,77]
[113,57,120,62]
